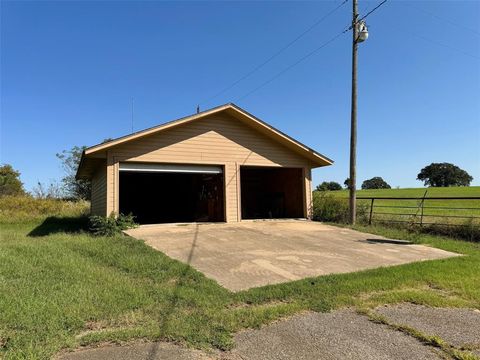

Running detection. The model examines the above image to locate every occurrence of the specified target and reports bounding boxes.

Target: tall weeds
[0,196,89,223]
[312,191,368,224]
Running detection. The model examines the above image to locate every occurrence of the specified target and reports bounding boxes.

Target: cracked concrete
[375,304,480,356]
[228,309,444,360]
[58,342,215,360]
[126,221,458,291]
[58,305,480,360]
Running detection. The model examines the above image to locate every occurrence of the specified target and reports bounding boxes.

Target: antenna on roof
[196,105,200,114]
[131,97,134,133]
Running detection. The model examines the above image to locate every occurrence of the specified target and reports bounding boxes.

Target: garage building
[76,103,333,224]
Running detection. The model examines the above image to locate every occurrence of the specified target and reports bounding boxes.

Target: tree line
[0,140,117,199]
[0,145,90,199]
[316,163,474,191]
[0,153,475,198]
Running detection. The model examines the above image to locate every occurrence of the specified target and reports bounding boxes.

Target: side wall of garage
[90,164,107,216]
[305,167,312,217]
[102,114,314,222]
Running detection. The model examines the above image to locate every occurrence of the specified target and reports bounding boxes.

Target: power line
[406,3,480,37]
[413,33,480,60]
[236,0,390,102]
[200,0,349,106]
[236,30,346,102]
[344,0,388,33]
[359,0,387,21]
[396,3,480,60]
[350,0,478,61]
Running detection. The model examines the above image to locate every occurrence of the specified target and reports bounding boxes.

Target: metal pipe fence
[356,196,480,227]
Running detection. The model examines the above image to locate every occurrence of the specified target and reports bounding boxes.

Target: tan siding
[105,114,314,222]
[305,168,313,219]
[106,152,115,216]
[90,164,107,216]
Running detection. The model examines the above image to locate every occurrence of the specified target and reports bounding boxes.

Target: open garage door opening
[119,163,225,224]
[240,166,304,220]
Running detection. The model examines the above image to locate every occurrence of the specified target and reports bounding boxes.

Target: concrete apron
[125,221,459,292]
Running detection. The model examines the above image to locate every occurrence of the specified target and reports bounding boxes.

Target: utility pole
[349,0,369,224]
[349,0,359,225]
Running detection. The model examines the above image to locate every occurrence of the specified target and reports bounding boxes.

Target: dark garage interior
[119,171,224,224]
[240,166,304,219]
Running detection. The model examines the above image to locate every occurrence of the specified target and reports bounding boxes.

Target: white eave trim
[119,163,223,174]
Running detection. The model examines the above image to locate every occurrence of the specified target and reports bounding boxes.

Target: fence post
[420,190,427,227]
[369,198,374,225]
[420,201,424,226]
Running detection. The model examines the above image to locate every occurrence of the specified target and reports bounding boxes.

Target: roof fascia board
[225,105,333,165]
[84,104,230,155]
[82,103,333,166]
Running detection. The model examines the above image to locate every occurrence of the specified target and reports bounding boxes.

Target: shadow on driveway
[146,224,200,360]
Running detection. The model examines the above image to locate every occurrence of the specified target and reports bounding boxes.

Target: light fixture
[356,20,369,43]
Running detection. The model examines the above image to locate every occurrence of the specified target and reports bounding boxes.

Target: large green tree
[361,177,391,190]
[417,163,473,187]
[56,146,91,200]
[0,164,26,196]
[316,181,342,191]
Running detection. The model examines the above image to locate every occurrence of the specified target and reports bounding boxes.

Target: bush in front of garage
[89,213,138,236]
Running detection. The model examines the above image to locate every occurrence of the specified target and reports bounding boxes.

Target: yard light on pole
[349,0,368,225]
[356,20,369,43]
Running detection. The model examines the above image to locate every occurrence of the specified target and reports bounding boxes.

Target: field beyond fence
[358,196,480,226]
[315,187,480,241]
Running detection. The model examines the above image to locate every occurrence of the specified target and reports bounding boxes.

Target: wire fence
[357,196,480,227]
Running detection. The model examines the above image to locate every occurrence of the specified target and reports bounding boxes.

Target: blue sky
[1,0,479,191]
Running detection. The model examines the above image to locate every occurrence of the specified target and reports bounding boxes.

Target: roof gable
[111,112,313,168]
[77,103,333,179]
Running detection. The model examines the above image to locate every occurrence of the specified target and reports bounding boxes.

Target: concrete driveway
[59,305,480,360]
[126,221,458,291]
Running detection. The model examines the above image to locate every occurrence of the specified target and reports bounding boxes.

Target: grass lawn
[1,215,480,359]
[328,186,480,224]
